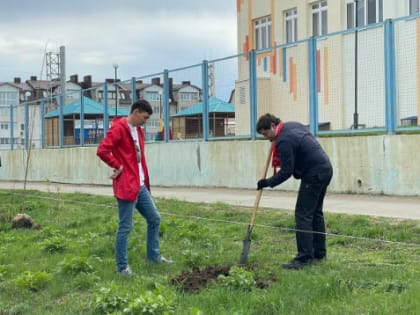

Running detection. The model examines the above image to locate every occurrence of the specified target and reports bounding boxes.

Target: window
[239,87,246,105]
[312,1,328,36]
[411,0,420,14]
[180,92,198,101]
[108,91,117,100]
[0,92,18,106]
[98,89,122,101]
[347,0,383,29]
[0,107,8,115]
[347,1,355,29]
[146,119,159,128]
[153,106,160,114]
[145,91,161,101]
[1,124,8,130]
[285,9,298,43]
[254,16,272,50]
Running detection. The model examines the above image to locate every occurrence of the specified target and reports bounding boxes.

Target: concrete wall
[0,134,419,196]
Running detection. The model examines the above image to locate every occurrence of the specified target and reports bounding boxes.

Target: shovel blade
[239,226,253,265]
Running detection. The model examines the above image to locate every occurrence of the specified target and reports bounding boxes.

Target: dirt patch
[170,264,230,293]
[169,264,272,293]
[11,213,41,230]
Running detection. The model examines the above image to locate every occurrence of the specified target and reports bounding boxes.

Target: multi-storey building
[0,77,46,149]
[120,78,201,141]
[235,0,420,135]
[0,74,201,147]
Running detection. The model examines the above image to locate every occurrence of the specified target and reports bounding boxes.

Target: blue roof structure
[45,96,128,118]
[173,97,234,117]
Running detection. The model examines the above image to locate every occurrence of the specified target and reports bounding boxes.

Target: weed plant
[0,189,419,314]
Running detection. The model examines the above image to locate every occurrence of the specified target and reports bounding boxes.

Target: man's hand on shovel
[257,179,269,190]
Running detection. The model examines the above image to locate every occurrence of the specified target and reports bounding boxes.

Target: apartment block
[235,0,420,135]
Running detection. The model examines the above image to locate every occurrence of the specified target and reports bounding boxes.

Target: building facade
[235,0,420,135]
[0,74,201,148]
[121,78,201,141]
[0,78,44,150]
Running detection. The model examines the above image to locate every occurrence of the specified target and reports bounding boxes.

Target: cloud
[0,1,237,83]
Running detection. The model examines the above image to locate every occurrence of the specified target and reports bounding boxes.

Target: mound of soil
[170,264,230,293]
[11,213,41,230]
[169,264,272,293]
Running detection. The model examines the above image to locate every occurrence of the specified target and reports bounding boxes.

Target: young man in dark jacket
[256,113,333,270]
[97,99,171,276]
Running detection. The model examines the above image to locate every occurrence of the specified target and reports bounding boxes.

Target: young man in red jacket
[97,99,171,276]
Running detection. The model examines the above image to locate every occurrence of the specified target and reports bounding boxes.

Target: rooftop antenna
[39,40,50,80]
[45,49,59,112]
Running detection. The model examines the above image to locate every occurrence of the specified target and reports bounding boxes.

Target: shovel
[239,144,273,265]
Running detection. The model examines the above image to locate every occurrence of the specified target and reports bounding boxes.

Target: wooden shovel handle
[249,143,273,227]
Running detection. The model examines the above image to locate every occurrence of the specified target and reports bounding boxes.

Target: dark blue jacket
[266,121,332,187]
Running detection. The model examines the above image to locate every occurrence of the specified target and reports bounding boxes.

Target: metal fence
[1,14,419,151]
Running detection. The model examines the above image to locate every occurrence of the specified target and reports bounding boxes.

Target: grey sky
[0,0,237,84]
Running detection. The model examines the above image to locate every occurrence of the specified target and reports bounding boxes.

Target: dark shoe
[281,258,312,270]
[314,255,326,262]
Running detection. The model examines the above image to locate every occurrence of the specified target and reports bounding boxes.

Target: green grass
[0,189,419,315]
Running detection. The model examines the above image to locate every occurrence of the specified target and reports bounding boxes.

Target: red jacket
[96,117,150,202]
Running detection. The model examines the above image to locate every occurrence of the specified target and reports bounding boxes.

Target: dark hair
[131,99,153,115]
[256,113,281,132]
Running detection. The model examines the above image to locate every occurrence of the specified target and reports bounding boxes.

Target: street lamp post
[353,0,359,129]
[113,64,118,117]
[155,91,163,141]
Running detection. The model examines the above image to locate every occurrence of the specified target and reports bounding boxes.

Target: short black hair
[131,99,153,115]
[256,113,281,132]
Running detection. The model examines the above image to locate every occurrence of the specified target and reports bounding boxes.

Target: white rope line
[160,212,420,248]
[13,193,116,209]
[2,190,420,249]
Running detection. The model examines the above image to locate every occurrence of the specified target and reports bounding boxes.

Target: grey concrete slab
[0,181,418,220]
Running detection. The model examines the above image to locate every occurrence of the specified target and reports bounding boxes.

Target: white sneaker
[118,266,133,276]
[160,256,173,264]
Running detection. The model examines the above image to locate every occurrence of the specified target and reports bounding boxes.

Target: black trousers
[294,169,333,261]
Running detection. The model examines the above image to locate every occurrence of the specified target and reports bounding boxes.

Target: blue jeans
[115,186,161,271]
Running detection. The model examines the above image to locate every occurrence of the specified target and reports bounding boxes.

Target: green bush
[94,284,128,314]
[217,266,256,291]
[123,290,175,315]
[177,222,209,240]
[383,281,407,293]
[72,272,101,290]
[20,200,39,212]
[57,256,95,275]
[0,264,12,281]
[181,249,203,268]
[41,236,67,253]
[13,271,52,291]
